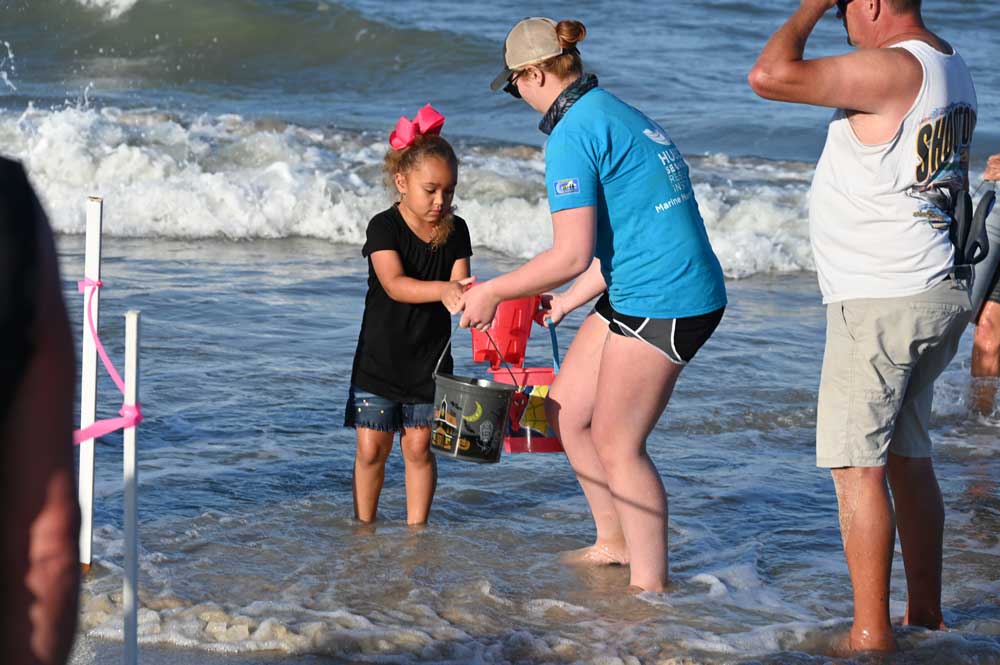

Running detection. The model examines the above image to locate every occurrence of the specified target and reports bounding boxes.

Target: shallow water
[7,0,999,660]
[59,236,1000,664]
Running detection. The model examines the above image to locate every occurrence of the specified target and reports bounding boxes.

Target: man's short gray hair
[886,0,921,13]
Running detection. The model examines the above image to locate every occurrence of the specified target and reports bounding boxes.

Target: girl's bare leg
[400,426,436,525]
[353,428,394,523]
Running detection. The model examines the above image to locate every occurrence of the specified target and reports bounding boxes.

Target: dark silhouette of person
[0,157,80,665]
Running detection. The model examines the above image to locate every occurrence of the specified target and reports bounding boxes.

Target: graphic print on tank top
[909,103,977,229]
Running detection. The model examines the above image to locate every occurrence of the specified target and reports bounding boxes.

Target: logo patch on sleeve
[554,178,580,196]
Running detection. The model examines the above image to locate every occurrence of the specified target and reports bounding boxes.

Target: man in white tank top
[749,0,976,655]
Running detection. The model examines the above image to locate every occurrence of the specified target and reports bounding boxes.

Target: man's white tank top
[808,40,977,303]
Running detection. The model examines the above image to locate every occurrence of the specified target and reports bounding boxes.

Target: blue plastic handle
[548,323,561,373]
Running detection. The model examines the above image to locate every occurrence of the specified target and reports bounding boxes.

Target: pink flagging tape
[73,405,142,445]
[73,279,143,446]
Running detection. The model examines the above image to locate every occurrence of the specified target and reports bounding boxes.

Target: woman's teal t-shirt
[544,88,727,319]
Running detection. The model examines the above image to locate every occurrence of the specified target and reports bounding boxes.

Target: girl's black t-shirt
[350,205,472,403]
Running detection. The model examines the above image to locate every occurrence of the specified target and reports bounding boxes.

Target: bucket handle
[533,304,561,372]
[434,320,521,388]
[548,323,560,373]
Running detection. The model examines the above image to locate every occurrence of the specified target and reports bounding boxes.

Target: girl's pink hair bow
[389,104,446,150]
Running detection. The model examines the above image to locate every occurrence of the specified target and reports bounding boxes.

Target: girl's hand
[442,276,476,314]
[536,293,568,327]
[459,281,500,331]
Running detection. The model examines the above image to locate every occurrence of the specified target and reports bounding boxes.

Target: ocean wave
[7,0,492,90]
[2,105,823,278]
[75,0,139,19]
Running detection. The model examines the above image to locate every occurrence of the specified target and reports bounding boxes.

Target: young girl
[346,104,473,525]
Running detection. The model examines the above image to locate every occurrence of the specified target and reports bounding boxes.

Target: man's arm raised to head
[748,0,922,116]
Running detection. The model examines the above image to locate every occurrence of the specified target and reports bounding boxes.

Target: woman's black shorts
[592,292,724,365]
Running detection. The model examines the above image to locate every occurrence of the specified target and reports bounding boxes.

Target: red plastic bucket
[489,366,564,454]
[471,296,539,370]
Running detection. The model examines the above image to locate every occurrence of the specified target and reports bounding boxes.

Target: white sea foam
[3,105,820,278]
[0,41,16,93]
[77,582,1000,664]
[5,105,375,243]
[74,0,140,19]
[26,103,989,285]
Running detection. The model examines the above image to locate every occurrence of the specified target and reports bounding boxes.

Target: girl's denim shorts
[343,385,435,433]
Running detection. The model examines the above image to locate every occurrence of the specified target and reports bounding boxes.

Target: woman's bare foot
[352,520,377,536]
[559,542,629,566]
[627,580,667,593]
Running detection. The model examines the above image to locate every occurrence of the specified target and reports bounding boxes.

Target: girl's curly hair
[383,134,459,248]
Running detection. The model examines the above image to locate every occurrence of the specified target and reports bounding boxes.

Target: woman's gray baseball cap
[489,17,564,91]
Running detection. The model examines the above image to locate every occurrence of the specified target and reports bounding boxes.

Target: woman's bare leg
[590,333,684,591]
[547,314,629,564]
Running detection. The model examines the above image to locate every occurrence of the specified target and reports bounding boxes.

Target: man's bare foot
[828,630,853,658]
[830,626,897,657]
[902,609,946,630]
[560,543,629,566]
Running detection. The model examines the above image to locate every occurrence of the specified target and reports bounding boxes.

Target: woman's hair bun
[556,20,586,49]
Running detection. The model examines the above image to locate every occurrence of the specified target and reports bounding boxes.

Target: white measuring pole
[78,196,103,570]
[123,311,140,665]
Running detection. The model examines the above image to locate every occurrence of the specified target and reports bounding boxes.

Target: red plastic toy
[471,296,564,454]
[470,295,538,370]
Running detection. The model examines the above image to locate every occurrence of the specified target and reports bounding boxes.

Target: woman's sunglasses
[503,71,523,99]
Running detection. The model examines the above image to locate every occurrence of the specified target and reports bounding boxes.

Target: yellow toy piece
[519,384,553,436]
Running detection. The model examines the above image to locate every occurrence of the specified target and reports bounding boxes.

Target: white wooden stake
[78,196,103,569]
[123,311,140,665]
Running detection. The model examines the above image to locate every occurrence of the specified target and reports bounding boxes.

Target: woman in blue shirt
[461,17,727,591]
